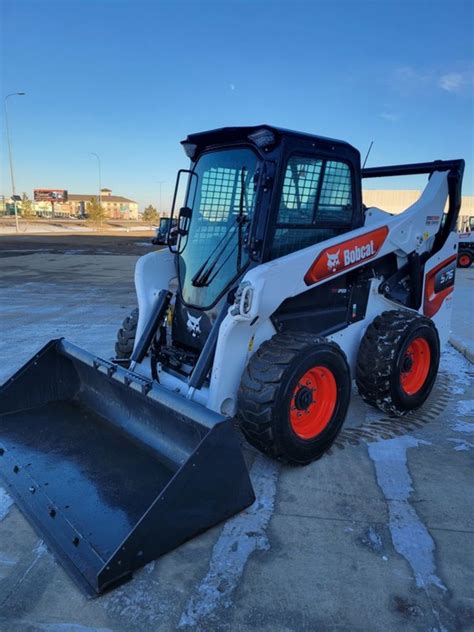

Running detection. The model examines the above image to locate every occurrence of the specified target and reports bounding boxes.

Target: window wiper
[191,225,237,287]
[191,166,249,288]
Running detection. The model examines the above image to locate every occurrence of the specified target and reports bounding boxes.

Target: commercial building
[36,188,139,220]
[67,189,139,220]
[362,190,474,230]
[1,188,139,220]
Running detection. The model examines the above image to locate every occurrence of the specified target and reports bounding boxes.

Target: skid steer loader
[0,125,464,595]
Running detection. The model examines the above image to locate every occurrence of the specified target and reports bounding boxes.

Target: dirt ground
[0,233,159,257]
[0,236,473,632]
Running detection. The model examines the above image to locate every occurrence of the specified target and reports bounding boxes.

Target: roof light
[248,128,275,149]
[182,142,198,160]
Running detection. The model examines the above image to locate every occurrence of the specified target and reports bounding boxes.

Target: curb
[449,337,474,365]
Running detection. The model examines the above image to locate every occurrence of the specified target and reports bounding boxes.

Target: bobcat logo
[186,312,202,338]
[326,250,340,272]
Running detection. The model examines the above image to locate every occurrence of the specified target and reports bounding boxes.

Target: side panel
[421,231,458,346]
[134,249,177,347]
[207,315,276,415]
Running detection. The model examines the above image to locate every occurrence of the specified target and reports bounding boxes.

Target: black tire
[457,250,473,268]
[237,332,351,465]
[115,308,138,359]
[356,311,440,416]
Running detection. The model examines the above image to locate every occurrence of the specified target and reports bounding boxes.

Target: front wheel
[237,333,351,465]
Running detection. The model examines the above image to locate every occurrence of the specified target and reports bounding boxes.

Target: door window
[271,156,354,259]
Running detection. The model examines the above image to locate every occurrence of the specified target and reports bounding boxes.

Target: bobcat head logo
[186,312,202,338]
[326,250,340,272]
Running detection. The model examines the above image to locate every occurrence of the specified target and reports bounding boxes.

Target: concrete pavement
[451,266,474,362]
[0,251,472,632]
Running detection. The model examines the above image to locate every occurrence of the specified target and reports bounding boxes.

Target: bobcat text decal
[304,226,389,285]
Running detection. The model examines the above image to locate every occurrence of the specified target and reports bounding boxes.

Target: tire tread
[238,332,347,465]
[356,310,438,416]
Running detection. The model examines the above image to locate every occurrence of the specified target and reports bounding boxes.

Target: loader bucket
[0,339,255,595]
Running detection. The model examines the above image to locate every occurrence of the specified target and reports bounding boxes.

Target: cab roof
[181,125,360,162]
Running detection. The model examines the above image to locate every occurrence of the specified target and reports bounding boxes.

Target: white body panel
[133,171,453,416]
[134,249,176,346]
[458,231,474,245]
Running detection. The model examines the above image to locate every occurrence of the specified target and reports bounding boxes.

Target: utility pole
[4,92,26,233]
[157,180,165,217]
[90,152,102,206]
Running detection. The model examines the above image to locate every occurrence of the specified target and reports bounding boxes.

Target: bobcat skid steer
[0,125,464,595]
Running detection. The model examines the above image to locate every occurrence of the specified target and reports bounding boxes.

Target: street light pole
[4,92,26,233]
[157,180,165,216]
[90,152,102,206]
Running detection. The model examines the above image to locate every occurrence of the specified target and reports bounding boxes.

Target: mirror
[177,206,192,236]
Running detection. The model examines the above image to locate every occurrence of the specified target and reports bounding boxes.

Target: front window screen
[179,148,260,308]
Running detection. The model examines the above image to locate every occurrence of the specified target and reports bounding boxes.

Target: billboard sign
[34,189,68,202]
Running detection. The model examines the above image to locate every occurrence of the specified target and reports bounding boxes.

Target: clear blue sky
[1,0,473,211]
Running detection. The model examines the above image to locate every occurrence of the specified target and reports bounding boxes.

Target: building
[27,188,139,219]
[67,189,139,220]
[363,190,474,230]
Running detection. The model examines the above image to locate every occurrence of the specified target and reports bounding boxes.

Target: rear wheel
[356,311,440,416]
[237,333,351,465]
[115,308,138,359]
[457,250,472,268]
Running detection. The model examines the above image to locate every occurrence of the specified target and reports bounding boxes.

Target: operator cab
[161,126,363,374]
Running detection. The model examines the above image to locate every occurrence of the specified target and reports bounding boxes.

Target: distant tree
[21,193,35,217]
[142,205,159,223]
[87,197,106,225]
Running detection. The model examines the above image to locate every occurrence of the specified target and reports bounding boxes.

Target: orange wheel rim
[400,337,431,396]
[289,366,337,439]
[459,254,470,266]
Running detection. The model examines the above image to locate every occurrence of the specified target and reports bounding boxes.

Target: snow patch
[369,436,446,591]
[37,624,113,632]
[440,346,471,395]
[178,454,280,628]
[447,438,473,452]
[0,488,13,522]
[0,551,18,579]
[455,400,474,418]
[0,224,91,235]
[452,420,474,433]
